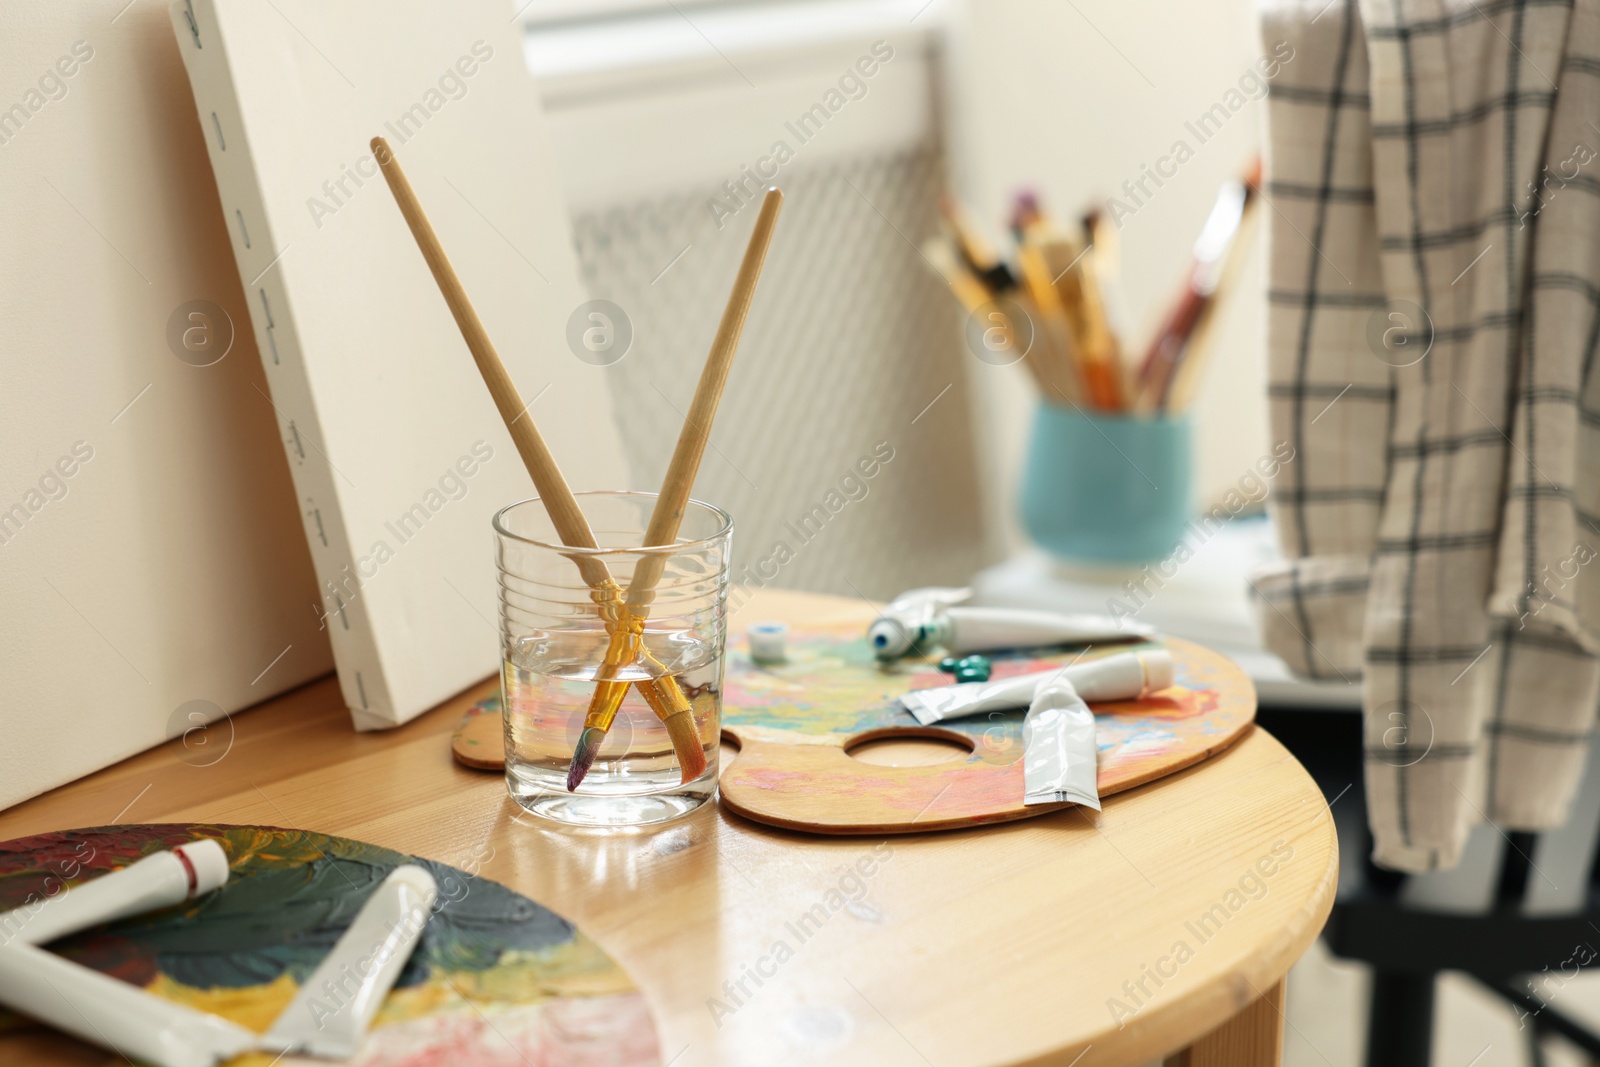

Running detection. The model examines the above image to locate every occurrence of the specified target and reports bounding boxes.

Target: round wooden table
[0,589,1337,1066]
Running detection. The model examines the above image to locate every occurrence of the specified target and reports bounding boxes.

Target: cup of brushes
[374,136,782,826]
[495,492,732,825]
[1021,407,1192,565]
[930,161,1259,567]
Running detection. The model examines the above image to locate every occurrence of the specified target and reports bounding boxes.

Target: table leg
[1164,980,1286,1067]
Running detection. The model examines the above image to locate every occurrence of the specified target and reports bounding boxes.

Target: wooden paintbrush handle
[626,188,783,610]
[646,189,782,544]
[372,137,597,554]
[581,189,781,784]
[372,137,694,736]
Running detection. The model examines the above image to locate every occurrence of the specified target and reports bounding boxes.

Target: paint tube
[1,840,230,947]
[868,594,1152,662]
[867,586,971,659]
[900,648,1174,725]
[0,857,435,1065]
[1023,677,1100,809]
[0,938,256,1067]
[930,607,1153,656]
[261,864,438,1059]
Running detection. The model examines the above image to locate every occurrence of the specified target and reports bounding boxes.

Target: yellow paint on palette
[146,971,298,1033]
[0,825,663,1066]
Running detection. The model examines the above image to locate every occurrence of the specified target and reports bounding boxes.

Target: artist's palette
[0,824,661,1066]
[453,622,1256,834]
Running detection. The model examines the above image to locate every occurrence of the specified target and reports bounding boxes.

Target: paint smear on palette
[0,825,661,1067]
[722,625,1232,771]
[449,622,1253,831]
[456,627,1235,768]
[714,624,1257,831]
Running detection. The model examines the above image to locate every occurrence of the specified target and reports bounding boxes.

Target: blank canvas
[170,0,629,728]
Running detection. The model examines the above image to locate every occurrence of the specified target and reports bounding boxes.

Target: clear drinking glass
[494,492,730,827]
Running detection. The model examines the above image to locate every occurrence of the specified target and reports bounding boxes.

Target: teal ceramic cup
[1019,402,1193,565]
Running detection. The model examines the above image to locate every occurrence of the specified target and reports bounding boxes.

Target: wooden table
[0,589,1337,1067]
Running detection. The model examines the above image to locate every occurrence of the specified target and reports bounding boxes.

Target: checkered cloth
[1255,0,1600,871]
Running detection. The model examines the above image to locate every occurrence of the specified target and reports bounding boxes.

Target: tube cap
[1138,650,1176,694]
[748,622,788,665]
[173,839,230,897]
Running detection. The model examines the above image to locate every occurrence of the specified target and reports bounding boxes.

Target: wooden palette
[0,824,661,1066]
[454,621,1256,834]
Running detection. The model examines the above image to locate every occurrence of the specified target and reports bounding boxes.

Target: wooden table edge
[1075,732,1342,1067]
[0,587,1344,1067]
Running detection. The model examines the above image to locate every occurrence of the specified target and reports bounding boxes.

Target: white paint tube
[0,851,436,1066]
[0,938,257,1067]
[0,840,230,947]
[261,864,438,1059]
[900,648,1175,726]
[1023,677,1100,810]
[930,607,1154,656]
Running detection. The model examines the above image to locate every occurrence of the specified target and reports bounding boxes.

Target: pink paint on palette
[356,994,659,1067]
[0,826,665,1067]
[717,626,1257,834]
[448,623,1255,834]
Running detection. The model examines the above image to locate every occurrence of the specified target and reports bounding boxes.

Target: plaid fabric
[1255,0,1600,871]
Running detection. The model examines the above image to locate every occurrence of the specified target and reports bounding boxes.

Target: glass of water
[494,492,730,827]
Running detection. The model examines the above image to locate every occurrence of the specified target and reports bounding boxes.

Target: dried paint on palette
[0,825,661,1067]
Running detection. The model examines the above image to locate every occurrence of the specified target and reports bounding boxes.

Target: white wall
[941,0,1273,548]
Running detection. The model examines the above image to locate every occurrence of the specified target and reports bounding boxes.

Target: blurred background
[522,3,1600,1064]
[526,0,1269,596]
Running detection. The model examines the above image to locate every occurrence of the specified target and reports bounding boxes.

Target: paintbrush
[568,188,784,789]
[370,137,704,783]
[921,236,1059,395]
[923,236,1001,319]
[1141,157,1262,412]
[1081,207,1128,342]
[1033,230,1124,411]
[1000,191,1126,410]
[1007,194,1086,405]
[1007,189,1042,242]
[939,194,1016,294]
[1164,158,1263,413]
[1081,207,1134,403]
